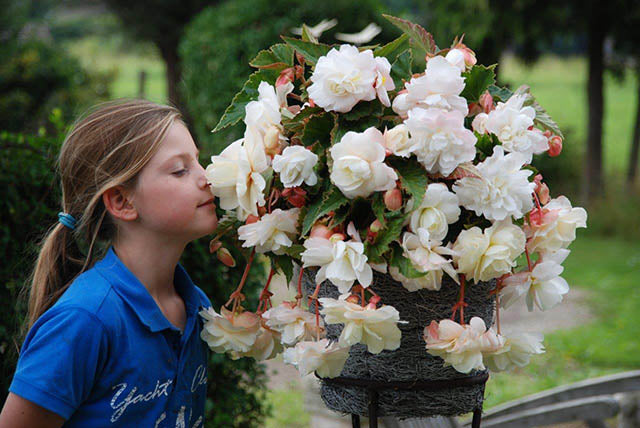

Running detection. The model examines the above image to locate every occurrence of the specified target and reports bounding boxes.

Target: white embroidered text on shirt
[110,378,173,422]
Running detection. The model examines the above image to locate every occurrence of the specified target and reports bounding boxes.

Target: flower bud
[310,224,333,239]
[345,294,360,304]
[453,42,477,67]
[245,214,260,225]
[369,219,383,234]
[217,247,236,267]
[276,67,295,87]
[479,91,494,113]
[209,239,222,254]
[548,135,563,157]
[264,126,282,157]
[533,175,550,205]
[384,188,403,211]
[543,130,552,139]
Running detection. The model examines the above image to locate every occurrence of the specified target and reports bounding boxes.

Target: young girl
[0,99,218,427]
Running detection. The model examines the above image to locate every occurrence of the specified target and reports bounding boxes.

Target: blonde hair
[25,99,183,329]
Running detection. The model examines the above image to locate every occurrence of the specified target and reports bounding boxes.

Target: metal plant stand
[317,372,489,428]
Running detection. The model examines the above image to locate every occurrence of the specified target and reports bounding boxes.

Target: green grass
[64,36,167,103]
[484,232,640,408]
[264,384,309,428]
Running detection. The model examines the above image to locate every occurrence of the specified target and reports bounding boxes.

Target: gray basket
[302,269,495,418]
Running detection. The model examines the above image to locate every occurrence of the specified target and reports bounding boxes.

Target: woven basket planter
[302,269,496,418]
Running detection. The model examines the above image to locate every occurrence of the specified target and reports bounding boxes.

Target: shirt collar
[95,246,201,333]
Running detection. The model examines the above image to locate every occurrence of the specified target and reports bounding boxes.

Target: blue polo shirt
[9,247,212,427]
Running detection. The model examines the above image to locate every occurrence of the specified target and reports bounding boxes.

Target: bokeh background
[1,0,639,426]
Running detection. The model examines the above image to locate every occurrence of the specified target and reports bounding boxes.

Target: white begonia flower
[230,326,283,361]
[383,124,416,157]
[452,219,526,283]
[205,129,269,219]
[525,196,588,254]
[404,107,477,176]
[424,317,488,373]
[483,94,549,163]
[392,55,468,118]
[500,249,570,311]
[453,146,535,221]
[484,331,545,372]
[283,339,349,378]
[301,230,373,294]
[237,208,300,254]
[319,294,402,354]
[394,229,458,291]
[330,127,398,199]
[471,112,489,134]
[307,44,377,113]
[199,306,260,354]
[445,48,467,72]
[374,56,395,107]
[409,183,461,241]
[272,145,318,188]
[244,82,286,139]
[261,301,323,346]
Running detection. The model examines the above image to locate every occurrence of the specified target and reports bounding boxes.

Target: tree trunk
[581,5,606,205]
[159,42,195,137]
[626,68,640,188]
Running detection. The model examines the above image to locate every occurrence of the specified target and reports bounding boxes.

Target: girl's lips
[198,198,215,208]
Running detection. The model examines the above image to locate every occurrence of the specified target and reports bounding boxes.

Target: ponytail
[23,99,182,331]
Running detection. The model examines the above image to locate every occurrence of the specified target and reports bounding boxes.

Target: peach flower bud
[287,105,301,115]
[467,102,482,116]
[258,206,267,216]
[533,175,550,205]
[245,214,260,225]
[209,239,222,254]
[479,91,494,113]
[276,67,295,87]
[548,135,563,157]
[217,247,236,267]
[310,224,333,239]
[454,42,477,67]
[384,188,403,211]
[543,130,552,139]
[369,219,383,234]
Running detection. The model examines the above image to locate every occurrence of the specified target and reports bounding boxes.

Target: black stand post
[319,372,489,428]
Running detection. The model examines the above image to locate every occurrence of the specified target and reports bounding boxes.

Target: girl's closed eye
[172,168,188,176]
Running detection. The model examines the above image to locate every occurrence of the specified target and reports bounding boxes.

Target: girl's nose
[196,163,209,189]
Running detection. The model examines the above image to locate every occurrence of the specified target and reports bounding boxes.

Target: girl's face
[132,121,218,244]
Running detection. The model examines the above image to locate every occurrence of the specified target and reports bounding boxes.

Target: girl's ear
[102,186,138,221]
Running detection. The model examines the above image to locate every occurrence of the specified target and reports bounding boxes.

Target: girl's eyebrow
[162,150,200,166]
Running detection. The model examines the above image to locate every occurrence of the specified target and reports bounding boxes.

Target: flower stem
[257,268,276,314]
[450,274,468,325]
[225,249,256,313]
[525,247,533,271]
[496,294,501,335]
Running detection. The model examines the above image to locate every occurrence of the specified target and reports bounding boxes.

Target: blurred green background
[1,0,639,426]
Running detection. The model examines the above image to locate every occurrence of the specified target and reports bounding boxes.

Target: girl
[0,99,218,427]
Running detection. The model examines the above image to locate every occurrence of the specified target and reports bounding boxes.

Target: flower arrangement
[200,15,587,379]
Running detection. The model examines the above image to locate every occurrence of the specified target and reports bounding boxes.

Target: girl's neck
[112,237,186,300]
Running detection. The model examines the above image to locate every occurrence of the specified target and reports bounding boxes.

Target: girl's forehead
[152,122,198,162]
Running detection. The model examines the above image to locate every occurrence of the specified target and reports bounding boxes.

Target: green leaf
[301,24,319,43]
[212,69,279,133]
[475,132,500,157]
[301,185,349,236]
[343,100,377,121]
[390,50,412,89]
[371,193,387,226]
[388,157,428,206]
[249,43,295,69]
[271,255,293,284]
[282,36,332,65]
[365,215,406,262]
[461,65,496,102]
[301,113,336,147]
[488,84,513,102]
[331,204,351,229]
[390,243,427,279]
[374,33,410,61]
[283,244,305,260]
[383,14,437,56]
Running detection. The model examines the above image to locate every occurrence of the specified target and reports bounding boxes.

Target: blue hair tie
[58,212,77,230]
